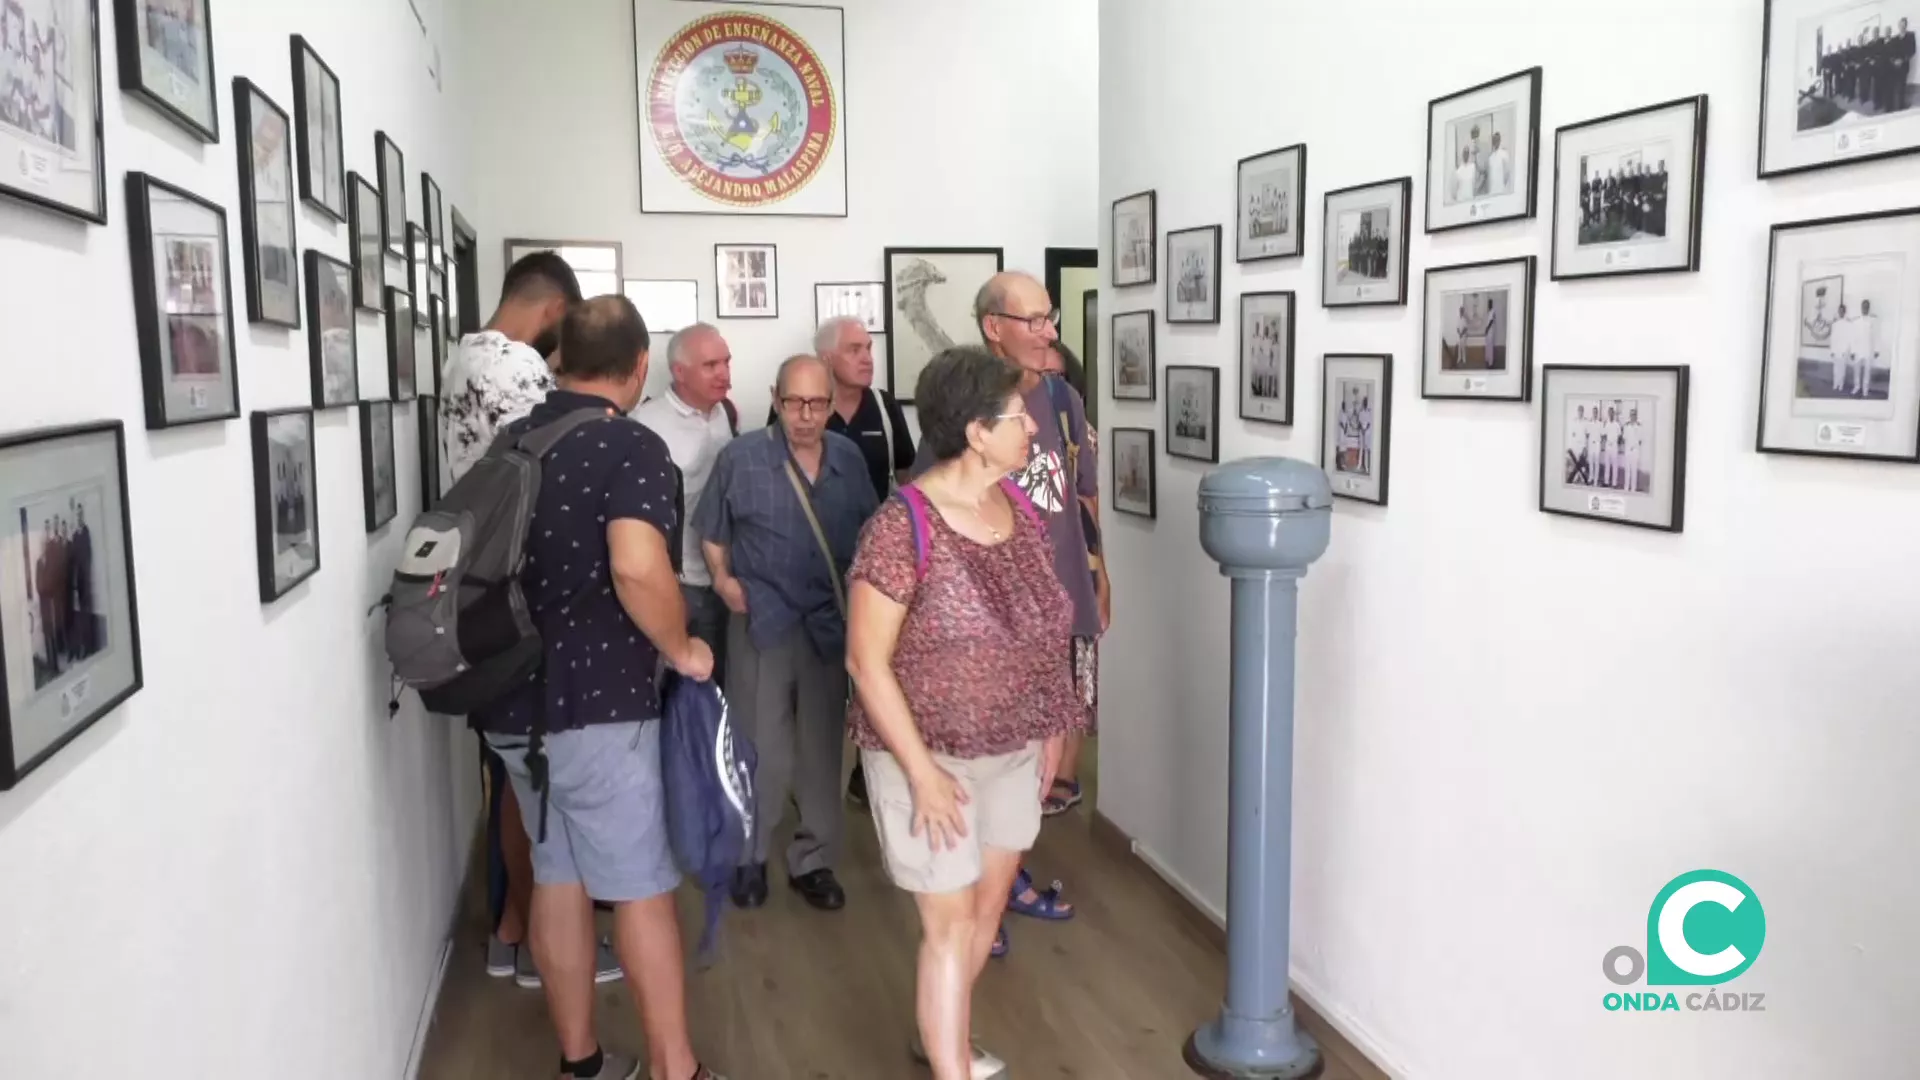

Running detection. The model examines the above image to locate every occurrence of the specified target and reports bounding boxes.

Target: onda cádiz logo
[1601,870,1767,1014]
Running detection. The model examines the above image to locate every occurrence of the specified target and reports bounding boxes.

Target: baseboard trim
[403,936,454,1080]
[1090,810,1397,1080]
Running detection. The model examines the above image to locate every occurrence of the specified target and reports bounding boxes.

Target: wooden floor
[418,766,1381,1080]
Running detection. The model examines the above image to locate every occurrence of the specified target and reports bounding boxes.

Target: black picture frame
[112,0,218,142]
[1165,225,1223,325]
[1110,310,1156,401]
[0,419,144,791]
[1423,66,1543,234]
[713,242,780,319]
[304,249,360,409]
[883,246,1006,403]
[376,130,407,258]
[1,0,106,224]
[1421,255,1537,402]
[421,172,443,250]
[1550,94,1710,282]
[1236,143,1308,262]
[347,172,383,312]
[1321,353,1394,506]
[1238,290,1296,425]
[233,77,300,329]
[1538,364,1690,533]
[125,171,241,430]
[250,407,321,603]
[359,400,397,532]
[419,396,442,512]
[387,286,417,400]
[1111,189,1157,287]
[1322,177,1413,308]
[1109,427,1157,519]
[289,34,346,223]
[1164,365,1221,464]
[1757,0,1920,179]
[409,223,433,324]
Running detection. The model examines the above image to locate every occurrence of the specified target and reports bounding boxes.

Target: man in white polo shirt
[633,322,738,685]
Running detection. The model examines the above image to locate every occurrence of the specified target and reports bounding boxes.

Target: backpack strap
[1045,374,1079,486]
[998,477,1045,534]
[873,389,899,491]
[514,406,611,458]
[894,483,932,582]
[721,397,740,437]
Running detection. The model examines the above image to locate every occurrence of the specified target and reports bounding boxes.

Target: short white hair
[666,322,721,369]
[812,315,864,356]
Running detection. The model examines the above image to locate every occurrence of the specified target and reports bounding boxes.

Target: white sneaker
[910,1034,1007,1079]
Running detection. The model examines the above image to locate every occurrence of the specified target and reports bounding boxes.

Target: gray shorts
[484,720,680,903]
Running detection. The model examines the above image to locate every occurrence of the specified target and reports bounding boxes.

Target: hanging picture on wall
[1539,365,1689,532]
[814,281,885,333]
[304,250,358,409]
[1758,206,1920,461]
[1236,144,1306,261]
[884,246,1004,403]
[348,172,383,312]
[387,287,416,400]
[126,172,240,430]
[713,242,777,318]
[1110,428,1157,519]
[359,400,396,532]
[113,0,217,142]
[409,224,433,324]
[289,35,345,222]
[413,318,434,399]
[1112,190,1157,286]
[1320,353,1393,505]
[1165,365,1220,463]
[623,279,699,334]
[1551,95,1709,281]
[1111,310,1155,401]
[1422,255,1535,401]
[0,420,142,790]
[376,130,406,257]
[1424,67,1542,233]
[251,407,320,602]
[420,172,443,253]
[1,0,106,224]
[419,396,442,511]
[430,296,449,392]
[1322,178,1412,308]
[1165,226,1222,324]
[235,77,300,328]
[1758,0,1920,177]
[632,0,848,217]
[1239,291,1294,424]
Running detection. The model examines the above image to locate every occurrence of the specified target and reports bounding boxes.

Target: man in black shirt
[478,295,726,1080]
[766,315,915,499]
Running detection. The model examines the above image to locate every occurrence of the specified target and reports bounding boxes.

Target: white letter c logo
[1657,880,1747,977]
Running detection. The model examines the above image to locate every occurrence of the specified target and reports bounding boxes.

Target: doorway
[450,207,480,335]
[1045,247,1100,429]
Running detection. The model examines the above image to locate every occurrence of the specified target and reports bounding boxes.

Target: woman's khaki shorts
[861,741,1043,894]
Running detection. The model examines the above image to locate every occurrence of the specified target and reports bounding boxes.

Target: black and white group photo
[14,487,109,693]
[1439,287,1509,370]
[1339,207,1392,282]
[1332,378,1378,477]
[1576,142,1671,245]
[1248,313,1288,398]
[1795,2,1918,133]
[1176,251,1210,304]
[1236,145,1305,260]
[1795,256,1898,404]
[1444,106,1518,205]
[141,0,204,84]
[1238,291,1294,423]
[1174,384,1209,440]
[1562,396,1657,494]
[245,89,298,324]
[1,0,82,156]
[1165,366,1220,462]
[1166,226,1221,323]
[164,236,225,377]
[256,410,319,601]
[1113,190,1156,286]
[1112,311,1153,399]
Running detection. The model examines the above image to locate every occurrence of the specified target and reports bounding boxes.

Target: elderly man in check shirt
[696,352,877,914]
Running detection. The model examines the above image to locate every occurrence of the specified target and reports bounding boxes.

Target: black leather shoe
[846,765,869,807]
[789,868,846,911]
[731,863,768,908]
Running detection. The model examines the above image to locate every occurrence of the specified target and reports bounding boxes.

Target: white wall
[458,0,1100,423]
[1098,1,1920,1078]
[0,1,477,1075]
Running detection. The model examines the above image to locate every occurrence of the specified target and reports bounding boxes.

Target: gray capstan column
[1185,456,1332,1080]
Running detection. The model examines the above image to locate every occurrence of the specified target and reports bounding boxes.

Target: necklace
[966,498,1005,541]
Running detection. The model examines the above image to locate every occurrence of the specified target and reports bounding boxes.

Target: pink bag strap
[897,479,1045,583]
[998,477,1046,533]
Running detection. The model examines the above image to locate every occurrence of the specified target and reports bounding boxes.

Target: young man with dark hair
[479,294,726,1080]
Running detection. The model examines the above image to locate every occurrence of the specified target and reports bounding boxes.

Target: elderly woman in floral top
[845,345,1088,1080]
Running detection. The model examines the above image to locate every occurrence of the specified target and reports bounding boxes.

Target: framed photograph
[359,401,396,532]
[251,408,319,602]
[289,35,345,222]
[1758,0,1920,177]
[303,250,358,410]
[623,279,699,334]
[714,242,777,318]
[1237,144,1306,261]
[1552,95,1709,281]
[1110,428,1157,519]
[126,172,239,430]
[376,130,406,257]
[387,287,416,401]
[409,224,433,324]
[113,0,216,142]
[0,420,142,790]
[1320,354,1393,505]
[1111,310,1155,401]
[632,0,848,217]
[815,281,885,333]
[420,171,444,252]
[1425,66,1542,233]
[1112,190,1157,286]
[234,77,300,328]
[413,318,434,399]
[429,296,449,390]
[1422,256,1536,401]
[347,172,383,312]
[1758,206,1920,461]
[1239,291,1295,424]
[1165,225,1222,324]
[1323,178,1412,308]
[884,247,1005,403]
[1165,365,1221,464]
[1541,365,1689,532]
[1,0,106,224]
[419,396,442,511]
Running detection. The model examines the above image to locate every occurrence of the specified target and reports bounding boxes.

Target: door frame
[450,206,480,335]
[1045,246,1100,425]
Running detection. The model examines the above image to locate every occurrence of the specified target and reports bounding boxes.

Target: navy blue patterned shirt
[694,424,877,657]
[472,389,680,736]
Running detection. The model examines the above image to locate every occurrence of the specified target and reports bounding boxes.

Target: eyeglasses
[989,308,1061,333]
[779,395,830,415]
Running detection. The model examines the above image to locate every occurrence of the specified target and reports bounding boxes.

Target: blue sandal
[1006,868,1075,920]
